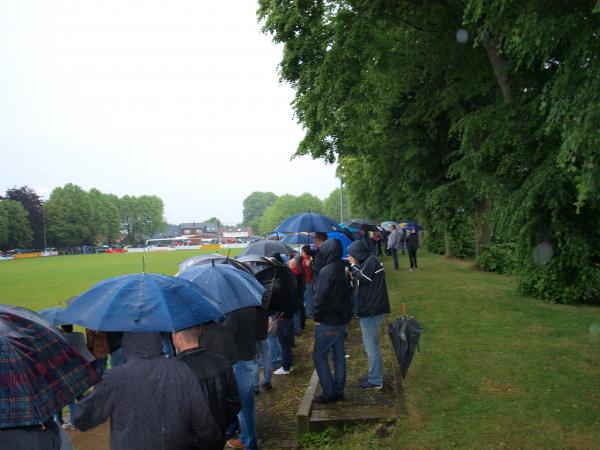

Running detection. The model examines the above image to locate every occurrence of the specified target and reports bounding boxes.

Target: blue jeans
[359,314,385,386]
[390,247,399,270]
[54,402,75,424]
[276,318,294,371]
[313,323,347,398]
[304,283,314,316]
[233,359,259,450]
[293,311,302,333]
[267,334,281,365]
[255,339,271,387]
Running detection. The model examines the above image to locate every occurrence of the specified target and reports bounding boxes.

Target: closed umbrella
[388,304,423,378]
[0,305,99,428]
[59,273,223,332]
[178,263,265,314]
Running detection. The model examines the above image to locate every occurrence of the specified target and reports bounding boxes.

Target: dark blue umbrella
[178,264,265,314]
[275,212,340,233]
[239,240,294,257]
[345,218,379,232]
[39,306,67,328]
[59,273,223,332]
[281,233,315,245]
[0,305,99,428]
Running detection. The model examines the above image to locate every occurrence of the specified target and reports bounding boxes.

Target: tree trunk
[418,208,426,245]
[444,226,454,258]
[474,198,492,258]
[480,35,513,104]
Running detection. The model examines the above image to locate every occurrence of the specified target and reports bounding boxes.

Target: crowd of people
[4,223,418,450]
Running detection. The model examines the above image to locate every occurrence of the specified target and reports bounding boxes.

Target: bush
[476,243,518,275]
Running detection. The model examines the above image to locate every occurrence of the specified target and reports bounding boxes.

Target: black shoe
[314,394,337,404]
[262,382,272,391]
[359,381,383,390]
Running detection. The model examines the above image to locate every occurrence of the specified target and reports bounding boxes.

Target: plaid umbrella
[0,305,100,428]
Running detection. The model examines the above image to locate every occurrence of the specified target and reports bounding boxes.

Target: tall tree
[242,191,278,232]
[5,186,45,249]
[258,193,323,235]
[121,195,166,245]
[0,200,33,250]
[203,217,223,228]
[321,187,350,224]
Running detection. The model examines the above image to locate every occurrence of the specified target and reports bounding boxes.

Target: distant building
[179,222,219,235]
[219,226,252,242]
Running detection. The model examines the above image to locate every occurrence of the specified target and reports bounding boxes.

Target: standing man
[386,224,401,271]
[224,307,259,450]
[406,229,419,272]
[172,326,241,450]
[359,225,377,256]
[312,232,329,285]
[312,238,352,403]
[348,240,391,390]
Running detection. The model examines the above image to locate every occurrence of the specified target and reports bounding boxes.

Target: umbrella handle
[402,303,407,318]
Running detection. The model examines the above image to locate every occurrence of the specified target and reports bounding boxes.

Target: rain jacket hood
[121,332,162,360]
[348,240,370,263]
[320,237,343,265]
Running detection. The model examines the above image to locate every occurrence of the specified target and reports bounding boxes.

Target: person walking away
[301,245,314,317]
[223,307,259,450]
[406,229,419,272]
[312,238,352,403]
[72,332,220,450]
[387,224,401,271]
[348,241,391,390]
[172,326,241,450]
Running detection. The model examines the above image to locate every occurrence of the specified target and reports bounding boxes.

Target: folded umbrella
[178,263,265,315]
[59,273,223,332]
[0,305,99,428]
[388,306,423,378]
[176,253,252,276]
[275,212,339,233]
[238,240,294,257]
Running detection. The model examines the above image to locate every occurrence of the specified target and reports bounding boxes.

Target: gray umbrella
[238,240,294,257]
[388,306,423,378]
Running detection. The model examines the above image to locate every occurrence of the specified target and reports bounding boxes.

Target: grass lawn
[303,251,600,449]
[0,248,241,311]
[1,249,599,449]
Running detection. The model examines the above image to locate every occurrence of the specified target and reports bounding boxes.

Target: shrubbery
[476,243,518,275]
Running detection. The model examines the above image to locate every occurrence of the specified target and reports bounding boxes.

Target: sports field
[0,248,241,312]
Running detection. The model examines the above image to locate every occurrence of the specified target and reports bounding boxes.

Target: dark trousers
[408,250,418,269]
[276,318,294,370]
[390,247,399,270]
[313,323,347,398]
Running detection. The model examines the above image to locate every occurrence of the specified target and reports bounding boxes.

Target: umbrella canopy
[38,306,68,328]
[327,231,355,258]
[398,219,423,231]
[59,273,223,332]
[381,221,399,230]
[177,253,252,276]
[345,218,379,232]
[239,240,294,257]
[388,315,423,378]
[0,305,99,428]
[281,233,315,245]
[178,264,265,315]
[275,212,339,233]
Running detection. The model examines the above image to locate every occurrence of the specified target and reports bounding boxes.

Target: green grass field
[1,249,599,449]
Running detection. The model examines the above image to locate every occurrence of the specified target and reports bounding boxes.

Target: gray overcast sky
[0,1,339,225]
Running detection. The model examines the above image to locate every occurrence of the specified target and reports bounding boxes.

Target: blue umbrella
[178,264,265,314]
[39,306,68,328]
[59,273,223,332]
[327,231,355,258]
[275,212,339,233]
[281,233,315,245]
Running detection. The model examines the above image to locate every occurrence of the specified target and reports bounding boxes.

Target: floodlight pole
[339,175,344,224]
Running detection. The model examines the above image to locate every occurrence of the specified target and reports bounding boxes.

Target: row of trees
[0,184,166,250]
[258,1,600,303]
[241,188,350,235]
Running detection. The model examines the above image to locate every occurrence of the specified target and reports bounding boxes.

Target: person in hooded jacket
[72,332,220,450]
[348,240,391,390]
[312,238,352,403]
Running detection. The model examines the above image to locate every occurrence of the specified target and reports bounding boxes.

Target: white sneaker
[274,367,293,375]
[62,422,75,430]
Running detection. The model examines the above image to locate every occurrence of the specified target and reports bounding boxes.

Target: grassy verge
[303,251,600,449]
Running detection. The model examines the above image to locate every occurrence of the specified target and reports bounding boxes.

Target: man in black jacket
[312,238,352,403]
[172,326,241,450]
[348,240,391,390]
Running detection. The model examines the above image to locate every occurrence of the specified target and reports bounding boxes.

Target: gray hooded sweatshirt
[73,332,220,450]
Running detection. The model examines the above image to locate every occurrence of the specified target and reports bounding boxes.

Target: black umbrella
[388,304,423,378]
[346,218,380,232]
[238,240,294,257]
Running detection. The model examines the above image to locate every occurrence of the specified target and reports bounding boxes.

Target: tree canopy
[258,193,324,235]
[242,191,278,232]
[0,199,33,251]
